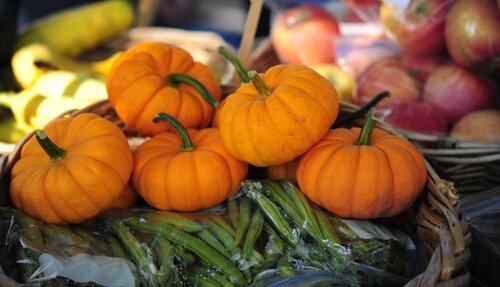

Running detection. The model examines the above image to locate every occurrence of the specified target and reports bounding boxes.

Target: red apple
[270,4,340,65]
[449,109,500,143]
[423,64,497,124]
[445,0,500,68]
[357,58,421,108]
[400,53,449,83]
[342,0,380,6]
[379,0,453,55]
[382,100,449,135]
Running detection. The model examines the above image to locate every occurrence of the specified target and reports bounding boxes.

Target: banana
[0,89,101,129]
[15,0,134,57]
[0,114,32,144]
[11,43,121,88]
[29,71,108,100]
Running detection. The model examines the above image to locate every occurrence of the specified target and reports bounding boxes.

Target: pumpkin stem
[35,130,66,162]
[248,70,271,99]
[218,46,250,83]
[165,74,219,108]
[331,91,390,129]
[356,108,377,146]
[153,113,195,151]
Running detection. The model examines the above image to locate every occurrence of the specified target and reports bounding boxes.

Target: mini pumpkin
[217,65,339,167]
[267,157,300,183]
[106,41,221,136]
[10,113,133,224]
[296,109,427,219]
[132,113,248,211]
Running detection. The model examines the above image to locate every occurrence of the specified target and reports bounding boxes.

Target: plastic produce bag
[460,186,500,287]
[1,180,419,286]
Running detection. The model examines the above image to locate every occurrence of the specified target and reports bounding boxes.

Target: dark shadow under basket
[0,100,472,287]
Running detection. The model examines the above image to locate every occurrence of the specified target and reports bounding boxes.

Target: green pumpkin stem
[356,108,377,146]
[248,70,271,99]
[217,46,250,83]
[35,130,66,162]
[153,113,195,151]
[165,74,218,108]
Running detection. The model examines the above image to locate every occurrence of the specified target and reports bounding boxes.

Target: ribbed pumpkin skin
[132,128,248,211]
[10,113,133,224]
[217,65,339,167]
[106,41,221,136]
[297,128,427,219]
[267,157,300,183]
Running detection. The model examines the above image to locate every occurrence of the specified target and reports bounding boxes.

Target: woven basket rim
[0,99,471,287]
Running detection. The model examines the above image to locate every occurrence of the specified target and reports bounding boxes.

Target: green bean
[190,264,236,287]
[195,228,233,259]
[12,209,44,243]
[277,256,295,278]
[206,222,240,256]
[151,235,175,286]
[187,272,222,287]
[128,220,246,285]
[106,219,158,286]
[242,182,298,248]
[70,227,108,255]
[101,234,147,287]
[264,224,285,255]
[138,211,204,233]
[262,181,305,226]
[279,181,324,240]
[173,243,197,265]
[40,224,87,248]
[242,181,328,268]
[206,214,236,237]
[313,208,342,246]
[227,199,239,229]
[242,209,264,259]
[234,197,251,244]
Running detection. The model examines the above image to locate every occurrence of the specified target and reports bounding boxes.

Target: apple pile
[373,0,500,142]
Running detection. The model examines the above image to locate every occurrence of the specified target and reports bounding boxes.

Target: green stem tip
[355,108,377,146]
[153,113,195,151]
[165,74,218,108]
[35,130,66,162]
[248,70,271,99]
[217,46,250,83]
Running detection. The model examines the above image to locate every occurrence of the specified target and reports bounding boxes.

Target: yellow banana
[15,0,134,57]
[11,43,121,88]
[29,71,108,100]
[0,114,32,143]
[0,89,101,129]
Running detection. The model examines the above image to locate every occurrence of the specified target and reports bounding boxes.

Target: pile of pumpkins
[9,42,427,225]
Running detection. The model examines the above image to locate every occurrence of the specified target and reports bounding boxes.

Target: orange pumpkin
[217,65,339,167]
[267,157,300,183]
[133,113,248,211]
[10,113,133,224]
[106,41,221,136]
[296,109,427,219]
[107,183,138,210]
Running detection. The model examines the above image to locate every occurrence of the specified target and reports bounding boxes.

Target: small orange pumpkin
[10,113,133,224]
[267,157,300,183]
[217,65,339,167]
[106,41,221,136]
[132,113,248,211]
[296,109,427,219]
[107,183,138,210]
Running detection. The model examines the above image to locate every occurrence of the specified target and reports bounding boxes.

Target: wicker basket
[0,99,471,287]
[248,38,500,195]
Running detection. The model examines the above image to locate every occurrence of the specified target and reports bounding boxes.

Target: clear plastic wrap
[1,180,419,286]
[460,186,500,287]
